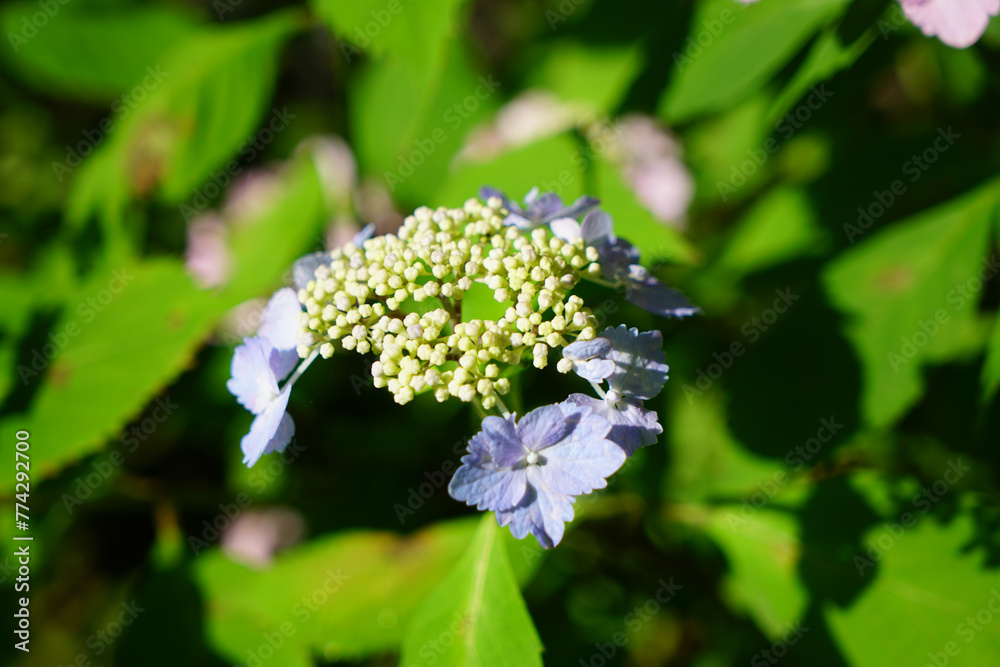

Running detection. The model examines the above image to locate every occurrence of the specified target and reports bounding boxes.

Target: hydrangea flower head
[449,402,626,547]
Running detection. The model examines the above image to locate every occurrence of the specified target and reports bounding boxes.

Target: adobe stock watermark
[60,396,179,514]
[17,268,136,386]
[188,440,307,555]
[682,288,800,403]
[51,66,170,182]
[393,436,472,524]
[179,107,296,221]
[923,589,1000,667]
[241,567,351,667]
[750,621,809,666]
[578,578,683,667]
[853,458,971,575]
[56,601,145,667]
[672,4,744,72]
[843,126,960,243]
[726,417,843,533]
[545,0,591,30]
[6,0,72,54]
[887,254,998,373]
[383,75,501,192]
[716,85,833,202]
[336,0,415,62]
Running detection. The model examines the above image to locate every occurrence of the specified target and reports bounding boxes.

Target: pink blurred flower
[184,215,232,288]
[901,0,999,48]
[221,507,305,568]
[616,115,694,226]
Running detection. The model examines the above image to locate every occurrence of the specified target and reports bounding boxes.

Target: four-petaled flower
[480,185,599,228]
[449,402,626,548]
[901,0,999,49]
[227,287,314,467]
[563,325,669,455]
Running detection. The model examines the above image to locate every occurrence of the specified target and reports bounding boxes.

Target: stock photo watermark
[179,107,296,221]
[17,268,136,386]
[887,254,998,373]
[716,85,833,202]
[682,288,799,403]
[6,0,72,53]
[188,440,306,555]
[853,458,971,575]
[51,66,171,182]
[843,126,960,244]
[726,416,843,532]
[383,75,500,192]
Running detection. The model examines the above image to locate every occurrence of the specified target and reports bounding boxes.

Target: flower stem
[588,380,607,399]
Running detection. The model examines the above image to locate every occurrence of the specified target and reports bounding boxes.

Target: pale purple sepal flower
[600,325,670,400]
[228,287,314,468]
[902,0,999,49]
[623,265,700,319]
[480,185,599,228]
[449,402,626,548]
[566,393,662,456]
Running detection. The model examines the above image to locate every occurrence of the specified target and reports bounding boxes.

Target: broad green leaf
[0,6,196,102]
[15,260,218,479]
[193,519,481,666]
[699,507,809,639]
[593,156,699,265]
[660,0,852,123]
[6,157,325,483]
[318,0,475,202]
[400,515,543,667]
[526,41,643,112]
[348,42,495,203]
[66,11,302,221]
[685,93,771,205]
[435,134,585,209]
[664,390,811,507]
[714,186,829,277]
[823,180,1000,427]
[824,512,1000,666]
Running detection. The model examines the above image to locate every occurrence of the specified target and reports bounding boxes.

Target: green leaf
[593,156,699,265]
[0,5,197,102]
[660,0,852,123]
[193,518,481,666]
[698,507,809,639]
[461,282,509,323]
[400,515,543,667]
[319,0,478,202]
[824,511,1000,666]
[66,11,302,221]
[823,180,1000,427]
[434,134,585,209]
[5,156,325,483]
[525,40,643,112]
[715,186,829,277]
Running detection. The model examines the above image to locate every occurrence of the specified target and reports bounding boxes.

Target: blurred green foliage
[1,0,999,665]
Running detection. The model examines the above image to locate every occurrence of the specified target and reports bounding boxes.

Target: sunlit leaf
[400,515,543,667]
[823,180,999,427]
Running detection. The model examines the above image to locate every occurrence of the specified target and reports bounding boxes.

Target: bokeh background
[2,0,1000,665]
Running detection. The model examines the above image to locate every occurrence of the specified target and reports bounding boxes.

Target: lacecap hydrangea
[227,186,697,547]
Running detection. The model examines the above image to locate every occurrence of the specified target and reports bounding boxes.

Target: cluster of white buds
[295,196,604,405]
